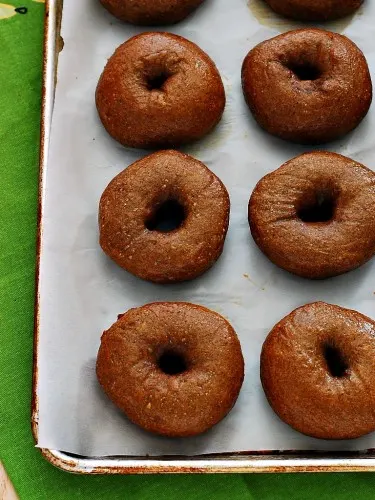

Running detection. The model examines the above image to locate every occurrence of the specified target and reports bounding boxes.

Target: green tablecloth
[1,2,375,498]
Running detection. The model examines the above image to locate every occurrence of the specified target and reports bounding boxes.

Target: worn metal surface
[32,0,375,474]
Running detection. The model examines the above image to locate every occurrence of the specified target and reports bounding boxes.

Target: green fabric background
[1,2,375,498]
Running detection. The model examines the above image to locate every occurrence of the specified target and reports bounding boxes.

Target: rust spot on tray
[33,0,64,449]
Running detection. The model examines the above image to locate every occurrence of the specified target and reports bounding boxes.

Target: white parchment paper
[37,0,375,456]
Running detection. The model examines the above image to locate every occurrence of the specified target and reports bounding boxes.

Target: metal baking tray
[31,0,375,473]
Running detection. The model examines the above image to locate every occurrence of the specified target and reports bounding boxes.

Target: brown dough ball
[96,32,225,149]
[249,152,375,279]
[99,150,230,283]
[97,302,245,437]
[261,302,375,439]
[263,0,363,22]
[99,0,206,25]
[242,29,372,144]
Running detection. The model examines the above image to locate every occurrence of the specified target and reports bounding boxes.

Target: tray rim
[31,0,375,474]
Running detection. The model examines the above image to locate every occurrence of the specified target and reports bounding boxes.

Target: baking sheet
[37,0,375,457]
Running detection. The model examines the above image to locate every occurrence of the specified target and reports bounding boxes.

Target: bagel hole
[157,350,187,376]
[286,61,321,81]
[323,342,349,378]
[145,199,186,232]
[297,190,336,223]
[146,70,171,91]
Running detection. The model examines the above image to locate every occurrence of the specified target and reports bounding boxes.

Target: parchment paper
[37,0,375,456]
